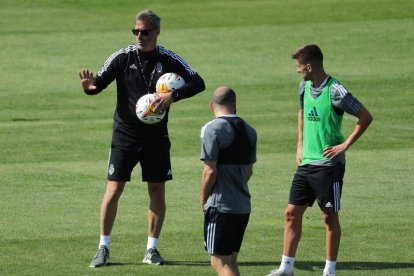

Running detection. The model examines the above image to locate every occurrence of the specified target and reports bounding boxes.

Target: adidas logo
[307,106,320,121]
[129,64,138,70]
[325,202,333,208]
[167,169,172,176]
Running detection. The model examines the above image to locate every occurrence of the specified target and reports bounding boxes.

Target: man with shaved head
[199,86,257,276]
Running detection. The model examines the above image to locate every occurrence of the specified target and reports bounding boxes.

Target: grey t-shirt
[298,76,364,166]
[200,115,257,214]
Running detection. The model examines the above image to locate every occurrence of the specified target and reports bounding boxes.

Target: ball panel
[156,72,185,93]
[135,94,165,124]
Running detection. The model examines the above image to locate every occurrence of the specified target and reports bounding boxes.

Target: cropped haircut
[292,44,324,67]
[212,87,236,108]
[136,10,161,29]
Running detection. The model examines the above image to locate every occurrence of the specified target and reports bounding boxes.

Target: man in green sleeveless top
[267,44,373,276]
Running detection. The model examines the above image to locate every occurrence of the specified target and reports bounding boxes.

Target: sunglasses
[131,28,155,36]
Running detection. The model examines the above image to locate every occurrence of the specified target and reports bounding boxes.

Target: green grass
[1,0,413,275]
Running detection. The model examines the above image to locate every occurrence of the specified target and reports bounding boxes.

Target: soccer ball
[156,72,185,93]
[135,94,165,124]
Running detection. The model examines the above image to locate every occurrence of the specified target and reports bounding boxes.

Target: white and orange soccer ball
[136,94,165,124]
[156,72,185,93]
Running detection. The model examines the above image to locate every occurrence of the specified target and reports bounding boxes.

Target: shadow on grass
[106,260,210,267]
[167,260,210,266]
[106,262,135,266]
[294,261,414,272]
[106,260,414,272]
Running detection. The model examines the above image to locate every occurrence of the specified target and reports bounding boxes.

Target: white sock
[99,235,110,249]
[147,237,159,250]
[279,255,295,272]
[324,260,336,274]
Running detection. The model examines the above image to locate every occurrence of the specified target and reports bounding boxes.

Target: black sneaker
[90,245,109,268]
[142,248,166,265]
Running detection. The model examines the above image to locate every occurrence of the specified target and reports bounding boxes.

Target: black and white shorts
[289,163,345,212]
[107,135,172,183]
[204,207,250,256]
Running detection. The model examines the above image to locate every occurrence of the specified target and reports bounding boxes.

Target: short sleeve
[330,82,364,116]
[200,121,220,161]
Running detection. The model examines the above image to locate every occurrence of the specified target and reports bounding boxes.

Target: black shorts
[204,208,250,256]
[107,135,172,183]
[289,163,345,212]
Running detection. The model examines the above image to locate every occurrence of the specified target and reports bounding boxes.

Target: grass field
[1,0,413,275]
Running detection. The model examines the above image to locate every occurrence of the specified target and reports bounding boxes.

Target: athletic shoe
[323,271,336,276]
[142,248,166,265]
[90,245,109,268]
[266,268,294,276]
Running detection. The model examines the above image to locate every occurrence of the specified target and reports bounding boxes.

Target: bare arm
[323,107,373,159]
[200,160,217,212]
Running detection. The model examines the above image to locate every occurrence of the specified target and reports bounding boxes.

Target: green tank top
[301,78,345,165]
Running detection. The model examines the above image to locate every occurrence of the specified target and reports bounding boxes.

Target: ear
[306,63,312,72]
[209,101,214,111]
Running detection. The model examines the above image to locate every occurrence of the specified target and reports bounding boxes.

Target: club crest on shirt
[155,62,163,73]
